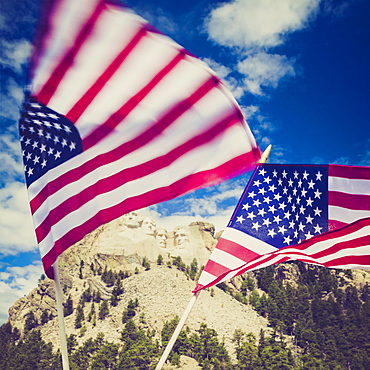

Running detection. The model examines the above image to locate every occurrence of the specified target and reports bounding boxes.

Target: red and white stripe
[194,164,370,292]
[26,0,260,277]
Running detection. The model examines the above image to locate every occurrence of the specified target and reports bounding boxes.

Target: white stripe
[221,227,277,254]
[329,176,370,195]
[37,126,253,255]
[33,0,101,95]
[329,205,370,224]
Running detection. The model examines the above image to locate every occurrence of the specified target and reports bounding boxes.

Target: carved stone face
[142,217,156,236]
[155,228,167,247]
[122,211,140,229]
[174,228,189,248]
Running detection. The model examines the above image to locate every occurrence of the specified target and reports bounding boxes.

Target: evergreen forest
[0,260,369,370]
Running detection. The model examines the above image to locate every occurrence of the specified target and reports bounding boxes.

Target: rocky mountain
[3,212,370,369]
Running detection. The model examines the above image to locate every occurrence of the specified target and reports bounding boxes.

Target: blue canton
[19,96,83,187]
[229,165,329,248]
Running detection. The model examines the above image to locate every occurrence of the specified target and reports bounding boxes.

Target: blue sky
[0,0,369,324]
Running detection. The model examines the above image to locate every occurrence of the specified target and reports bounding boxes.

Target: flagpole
[155,291,200,370]
[155,145,272,370]
[53,258,70,370]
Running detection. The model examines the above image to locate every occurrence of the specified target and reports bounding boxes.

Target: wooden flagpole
[155,145,273,369]
[155,291,200,370]
[53,258,71,370]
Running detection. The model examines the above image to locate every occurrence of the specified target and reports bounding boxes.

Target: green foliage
[142,257,151,270]
[98,300,109,320]
[157,254,163,265]
[24,311,38,332]
[64,295,73,317]
[122,299,139,324]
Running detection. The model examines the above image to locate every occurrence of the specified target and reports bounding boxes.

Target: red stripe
[216,237,260,263]
[81,50,187,149]
[35,116,256,242]
[320,254,370,268]
[329,191,370,211]
[30,75,222,214]
[329,164,370,180]
[328,219,347,231]
[36,1,106,105]
[39,150,259,273]
[66,26,148,123]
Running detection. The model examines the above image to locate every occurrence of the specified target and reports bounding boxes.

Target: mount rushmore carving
[95,211,217,265]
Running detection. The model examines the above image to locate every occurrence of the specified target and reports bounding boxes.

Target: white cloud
[0,77,24,120]
[0,262,43,324]
[0,181,37,255]
[0,39,31,73]
[237,52,295,95]
[206,0,320,49]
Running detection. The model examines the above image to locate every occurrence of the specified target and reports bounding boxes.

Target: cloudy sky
[0,0,369,324]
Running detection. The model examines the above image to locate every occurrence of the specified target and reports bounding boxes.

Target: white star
[54,122,62,130]
[316,171,323,181]
[37,112,47,118]
[258,188,267,195]
[302,171,309,180]
[253,180,261,187]
[45,132,52,140]
[291,204,296,213]
[314,189,322,199]
[273,215,282,224]
[69,142,76,150]
[278,225,287,235]
[293,230,299,238]
[33,119,42,125]
[278,201,286,210]
[296,196,301,204]
[26,152,32,161]
[30,102,41,109]
[264,176,272,184]
[293,188,298,195]
[40,144,47,153]
[278,179,283,186]
[306,197,314,207]
[289,220,295,229]
[253,199,262,207]
[283,235,293,245]
[305,214,314,224]
[61,138,68,147]
[242,203,251,211]
[29,126,35,133]
[287,195,292,203]
[27,167,33,176]
[293,171,299,179]
[252,222,261,231]
[313,207,322,217]
[298,179,302,188]
[263,196,272,204]
[272,170,278,177]
[248,191,256,198]
[37,129,44,137]
[314,224,323,234]
[258,208,267,217]
[63,125,72,133]
[267,229,277,238]
[259,168,267,176]
[48,113,59,119]
[247,212,256,220]
[269,184,277,192]
[33,155,40,164]
[54,151,61,160]
[263,218,272,227]
[24,138,31,146]
[236,215,245,224]
[301,188,307,197]
[299,205,306,214]
[284,210,291,219]
[298,222,306,231]
[41,159,47,168]
[268,205,277,214]
[282,170,288,178]
[282,187,288,195]
[288,179,294,187]
[43,121,53,128]
[304,231,314,240]
[308,180,315,189]
[53,135,60,144]
[48,147,54,155]
[32,141,38,149]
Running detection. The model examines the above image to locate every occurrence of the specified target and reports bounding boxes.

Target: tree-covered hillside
[1,260,369,369]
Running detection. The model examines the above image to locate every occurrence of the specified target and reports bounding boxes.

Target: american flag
[21,0,260,278]
[194,164,370,292]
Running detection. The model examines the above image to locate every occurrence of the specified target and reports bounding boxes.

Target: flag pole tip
[258,144,272,164]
